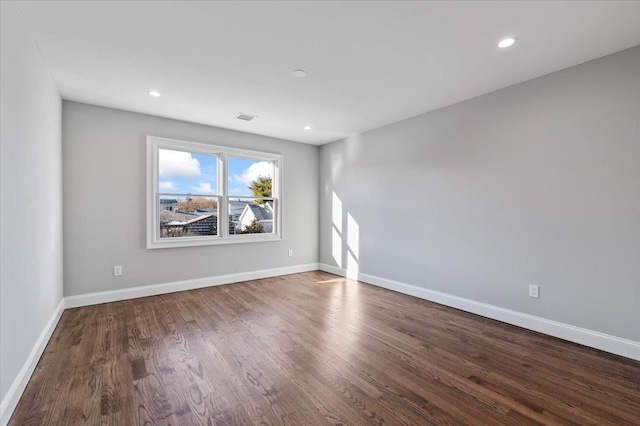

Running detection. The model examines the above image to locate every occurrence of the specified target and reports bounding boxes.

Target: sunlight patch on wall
[346,212,360,279]
[346,251,359,280]
[332,227,342,269]
[332,192,361,278]
[332,192,343,268]
[347,213,359,259]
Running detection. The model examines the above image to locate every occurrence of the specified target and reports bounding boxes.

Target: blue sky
[159,149,272,198]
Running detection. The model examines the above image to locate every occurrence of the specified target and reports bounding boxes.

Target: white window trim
[147,135,283,249]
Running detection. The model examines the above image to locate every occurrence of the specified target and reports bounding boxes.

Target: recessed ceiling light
[292,69,306,78]
[148,90,161,97]
[498,37,516,48]
[304,126,311,130]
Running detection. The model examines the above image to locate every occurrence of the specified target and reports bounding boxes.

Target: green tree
[248,176,272,204]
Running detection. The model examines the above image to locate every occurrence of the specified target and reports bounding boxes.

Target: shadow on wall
[332,191,360,279]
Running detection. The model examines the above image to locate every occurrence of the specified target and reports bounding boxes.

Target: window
[147,136,282,249]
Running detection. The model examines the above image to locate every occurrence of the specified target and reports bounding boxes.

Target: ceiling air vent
[236,112,257,121]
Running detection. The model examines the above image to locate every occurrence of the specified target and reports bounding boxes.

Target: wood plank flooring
[9,271,640,425]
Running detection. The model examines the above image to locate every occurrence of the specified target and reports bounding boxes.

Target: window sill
[147,234,282,249]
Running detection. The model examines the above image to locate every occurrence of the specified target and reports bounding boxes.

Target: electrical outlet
[529,284,539,298]
[288,249,293,257]
[114,265,123,276]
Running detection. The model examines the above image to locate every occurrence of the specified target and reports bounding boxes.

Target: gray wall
[320,46,640,342]
[0,2,64,403]
[62,102,319,297]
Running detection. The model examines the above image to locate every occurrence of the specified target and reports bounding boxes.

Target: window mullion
[220,152,228,239]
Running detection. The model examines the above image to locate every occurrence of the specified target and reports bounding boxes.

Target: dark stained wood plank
[8,271,640,425]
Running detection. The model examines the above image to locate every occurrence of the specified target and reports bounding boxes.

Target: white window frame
[147,136,283,249]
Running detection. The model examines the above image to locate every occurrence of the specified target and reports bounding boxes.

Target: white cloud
[233,161,273,185]
[159,181,175,190]
[159,149,201,178]
[191,182,214,193]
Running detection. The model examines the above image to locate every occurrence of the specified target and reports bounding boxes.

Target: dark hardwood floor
[10,271,640,425]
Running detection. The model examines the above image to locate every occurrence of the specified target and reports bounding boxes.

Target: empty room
[1,1,639,425]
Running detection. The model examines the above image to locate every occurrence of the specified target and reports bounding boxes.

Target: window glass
[157,149,219,239]
[227,157,273,197]
[159,148,218,195]
[227,157,274,235]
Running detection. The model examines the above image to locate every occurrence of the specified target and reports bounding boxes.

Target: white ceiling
[17,1,640,145]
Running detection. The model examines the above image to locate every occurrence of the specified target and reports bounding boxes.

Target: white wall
[0,0,63,409]
[320,46,640,342]
[62,102,319,297]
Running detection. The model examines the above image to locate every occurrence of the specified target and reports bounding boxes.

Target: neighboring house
[194,208,218,214]
[196,201,251,221]
[159,210,199,223]
[181,214,218,235]
[159,198,178,212]
[238,202,273,233]
[159,210,216,237]
[229,200,251,221]
[159,210,234,237]
[228,200,251,234]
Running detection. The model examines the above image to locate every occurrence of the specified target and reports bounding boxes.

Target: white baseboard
[1,298,65,426]
[319,263,640,361]
[65,263,320,308]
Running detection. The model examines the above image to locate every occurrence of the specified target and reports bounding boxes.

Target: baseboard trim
[65,263,320,309]
[319,263,640,361]
[1,298,65,426]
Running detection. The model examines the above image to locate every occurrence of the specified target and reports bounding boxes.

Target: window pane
[227,156,273,197]
[159,195,220,238]
[229,197,275,235]
[159,149,218,195]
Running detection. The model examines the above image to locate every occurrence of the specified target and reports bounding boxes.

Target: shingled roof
[159,210,200,223]
[244,203,273,221]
